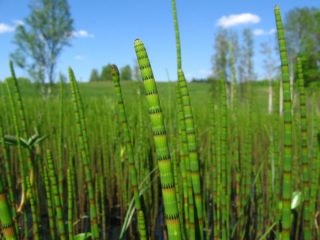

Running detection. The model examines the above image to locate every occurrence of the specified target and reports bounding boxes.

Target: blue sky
[0,0,319,82]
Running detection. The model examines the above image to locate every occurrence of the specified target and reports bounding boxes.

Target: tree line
[211,7,320,87]
[89,64,141,82]
[7,0,320,88]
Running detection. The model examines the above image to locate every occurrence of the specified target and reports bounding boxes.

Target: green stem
[134,39,182,240]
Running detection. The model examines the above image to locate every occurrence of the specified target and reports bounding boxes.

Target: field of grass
[1,67,319,240]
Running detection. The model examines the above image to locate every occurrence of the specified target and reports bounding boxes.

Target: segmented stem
[111,64,147,240]
[46,150,66,240]
[274,6,293,239]
[134,39,182,240]
[69,68,99,239]
[178,69,204,239]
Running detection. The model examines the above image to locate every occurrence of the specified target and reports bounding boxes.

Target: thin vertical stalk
[43,165,55,240]
[47,150,66,240]
[67,168,73,240]
[297,58,311,238]
[69,68,99,239]
[178,69,204,239]
[26,177,39,240]
[219,72,228,240]
[57,80,65,204]
[111,64,147,240]
[171,0,182,70]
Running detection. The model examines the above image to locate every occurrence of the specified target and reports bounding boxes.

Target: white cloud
[0,20,25,34]
[74,55,86,61]
[253,28,276,36]
[217,13,260,28]
[0,23,15,34]
[72,30,94,38]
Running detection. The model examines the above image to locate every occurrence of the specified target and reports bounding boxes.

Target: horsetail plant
[69,67,99,239]
[178,69,204,240]
[57,78,65,204]
[111,64,148,240]
[311,93,320,238]
[5,66,30,238]
[171,2,189,236]
[176,83,191,238]
[275,5,293,239]
[171,0,182,70]
[43,163,55,240]
[134,38,182,240]
[5,72,27,217]
[9,62,34,188]
[46,150,66,240]
[26,177,39,240]
[297,57,311,238]
[228,42,241,234]
[218,71,229,240]
[171,0,204,237]
[67,168,74,240]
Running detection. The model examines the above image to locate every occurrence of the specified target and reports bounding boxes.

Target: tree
[236,28,255,99]
[120,65,132,81]
[284,7,320,86]
[11,0,73,89]
[212,30,239,79]
[242,28,255,81]
[212,29,229,79]
[89,69,99,82]
[100,64,113,81]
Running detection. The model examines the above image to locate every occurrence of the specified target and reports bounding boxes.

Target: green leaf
[33,135,48,146]
[291,191,303,210]
[4,132,47,149]
[4,135,19,145]
[74,232,92,240]
[4,135,30,149]
[27,133,39,146]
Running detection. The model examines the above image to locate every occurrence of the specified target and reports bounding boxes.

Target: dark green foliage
[100,64,113,81]
[89,69,100,82]
[285,7,320,86]
[120,65,132,81]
